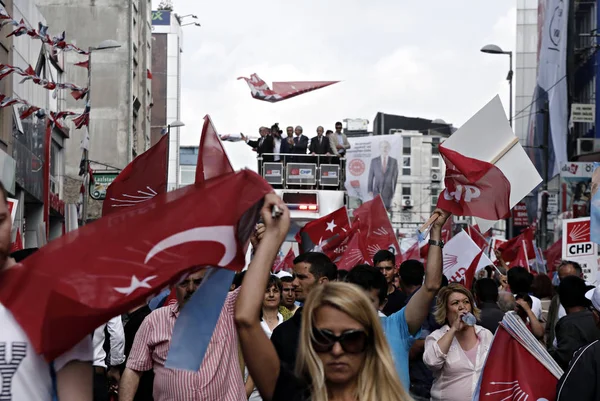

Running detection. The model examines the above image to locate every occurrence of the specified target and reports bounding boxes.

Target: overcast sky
[153,0,516,171]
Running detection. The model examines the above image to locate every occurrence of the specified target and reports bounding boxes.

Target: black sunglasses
[311,328,369,354]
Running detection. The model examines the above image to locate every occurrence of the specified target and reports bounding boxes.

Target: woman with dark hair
[423,283,493,401]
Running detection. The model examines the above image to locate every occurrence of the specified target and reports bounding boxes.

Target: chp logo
[443,184,481,203]
[348,159,365,176]
[565,220,593,257]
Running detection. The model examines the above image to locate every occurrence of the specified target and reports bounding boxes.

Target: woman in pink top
[423,284,493,401]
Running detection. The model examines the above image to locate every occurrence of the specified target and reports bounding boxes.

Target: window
[403,157,411,167]
[402,136,411,155]
[402,185,411,196]
[50,140,61,194]
[432,156,440,169]
[180,165,196,186]
[402,168,411,176]
[431,188,439,205]
[431,137,440,155]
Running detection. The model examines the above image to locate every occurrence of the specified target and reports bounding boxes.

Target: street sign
[562,217,599,284]
[90,172,119,200]
[570,103,595,123]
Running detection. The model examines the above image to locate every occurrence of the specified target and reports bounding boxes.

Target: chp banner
[442,230,493,284]
[345,135,402,212]
[562,217,598,284]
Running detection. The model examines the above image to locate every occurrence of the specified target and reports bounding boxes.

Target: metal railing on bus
[257,153,346,190]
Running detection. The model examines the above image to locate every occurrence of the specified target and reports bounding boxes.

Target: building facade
[151,9,183,191]
[179,145,197,187]
[36,0,153,221]
[0,0,70,247]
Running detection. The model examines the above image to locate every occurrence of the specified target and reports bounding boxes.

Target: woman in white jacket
[423,283,493,401]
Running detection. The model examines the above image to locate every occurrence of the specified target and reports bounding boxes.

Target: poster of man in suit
[344,135,401,211]
[368,140,398,210]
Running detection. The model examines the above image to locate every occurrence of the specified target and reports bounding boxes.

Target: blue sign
[152,10,171,26]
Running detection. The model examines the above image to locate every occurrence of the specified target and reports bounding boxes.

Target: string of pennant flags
[0,8,88,54]
[0,64,88,99]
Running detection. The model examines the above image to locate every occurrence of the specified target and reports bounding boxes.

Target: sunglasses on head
[311,328,369,354]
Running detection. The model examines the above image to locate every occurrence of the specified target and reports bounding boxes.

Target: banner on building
[570,103,595,123]
[527,0,569,178]
[559,162,596,219]
[562,217,598,284]
[152,10,171,26]
[345,135,402,212]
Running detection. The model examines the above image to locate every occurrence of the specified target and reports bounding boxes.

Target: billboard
[152,10,171,26]
[562,217,598,284]
[559,162,596,219]
[90,173,119,200]
[345,135,402,211]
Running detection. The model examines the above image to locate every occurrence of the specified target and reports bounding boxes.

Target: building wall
[179,146,197,187]
[391,132,445,236]
[514,0,539,144]
[0,1,15,195]
[36,0,153,220]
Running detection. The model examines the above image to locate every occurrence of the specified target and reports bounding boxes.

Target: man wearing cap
[556,286,600,401]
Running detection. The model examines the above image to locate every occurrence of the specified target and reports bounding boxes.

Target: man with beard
[120,268,246,401]
[0,181,93,400]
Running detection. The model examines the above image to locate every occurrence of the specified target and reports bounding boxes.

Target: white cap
[585,286,600,312]
[274,271,293,279]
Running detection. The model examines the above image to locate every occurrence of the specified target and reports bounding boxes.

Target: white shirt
[423,325,494,401]
[93,316,125,368]
[273,138,282,161]
[0,302,93,400]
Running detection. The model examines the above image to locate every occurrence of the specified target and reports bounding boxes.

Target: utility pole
[540,101,550,250]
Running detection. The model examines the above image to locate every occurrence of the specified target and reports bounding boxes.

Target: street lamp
[81,40,122,225]
[182,22,201,27]
[165,121,185,190]
[481,44,514,240]
[481,44,513,127]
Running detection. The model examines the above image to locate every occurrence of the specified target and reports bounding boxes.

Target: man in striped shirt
[119,269,245,401]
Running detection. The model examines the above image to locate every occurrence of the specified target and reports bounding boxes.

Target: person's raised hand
[431,208,451,230]
[260,193,290,245]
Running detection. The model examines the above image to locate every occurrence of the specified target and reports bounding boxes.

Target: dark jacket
[550,309,600,370]
[309,135,331,155]
[290,135,309,155]
[248,134,275,160]
[478,302,505,334]
[271,307,303,369]
[557,340,600,401]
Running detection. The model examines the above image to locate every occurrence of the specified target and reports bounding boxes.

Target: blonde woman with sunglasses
[235,194,412,401]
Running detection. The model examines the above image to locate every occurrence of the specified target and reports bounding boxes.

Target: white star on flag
[326,220,337,232]
[114,275,158,296]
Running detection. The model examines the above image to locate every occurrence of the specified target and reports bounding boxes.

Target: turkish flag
[467,224,489,251]
[436,145,511,220]
[352,196,400,263]
[195,115,234,184]
[475,326,558,401]
[238,73,339,103]
[498,227,535,264]
[544,238,562,274]
[102,134,167,216]
[460,249,483,290]
[295,206,351,254]
[400,241,421,264]
[0,170,271,360]
[273,248,295,273]
[336,231,368,271]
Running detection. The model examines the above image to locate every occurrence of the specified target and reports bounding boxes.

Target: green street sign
[90,172,119,200]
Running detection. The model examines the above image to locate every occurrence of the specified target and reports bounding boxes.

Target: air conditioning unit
[577,138,600,155]
[431,171,441,182]
[402,196,413,207]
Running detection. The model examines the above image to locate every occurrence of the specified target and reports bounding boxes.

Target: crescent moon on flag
[145,226,237,266]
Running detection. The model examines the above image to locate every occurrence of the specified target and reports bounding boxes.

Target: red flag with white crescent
[0,170,271,360]
[436,144,511,220]
[352,196,400,263]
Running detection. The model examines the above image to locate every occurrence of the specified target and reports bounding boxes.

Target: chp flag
[442,230,493,284]
[435,96,542,233]
[562,217,599,284]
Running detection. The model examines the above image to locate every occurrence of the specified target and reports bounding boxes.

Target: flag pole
[166,124,171,192]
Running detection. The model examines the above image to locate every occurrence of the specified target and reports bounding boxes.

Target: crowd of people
[241,122,351,161]
[1,185,600,400]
